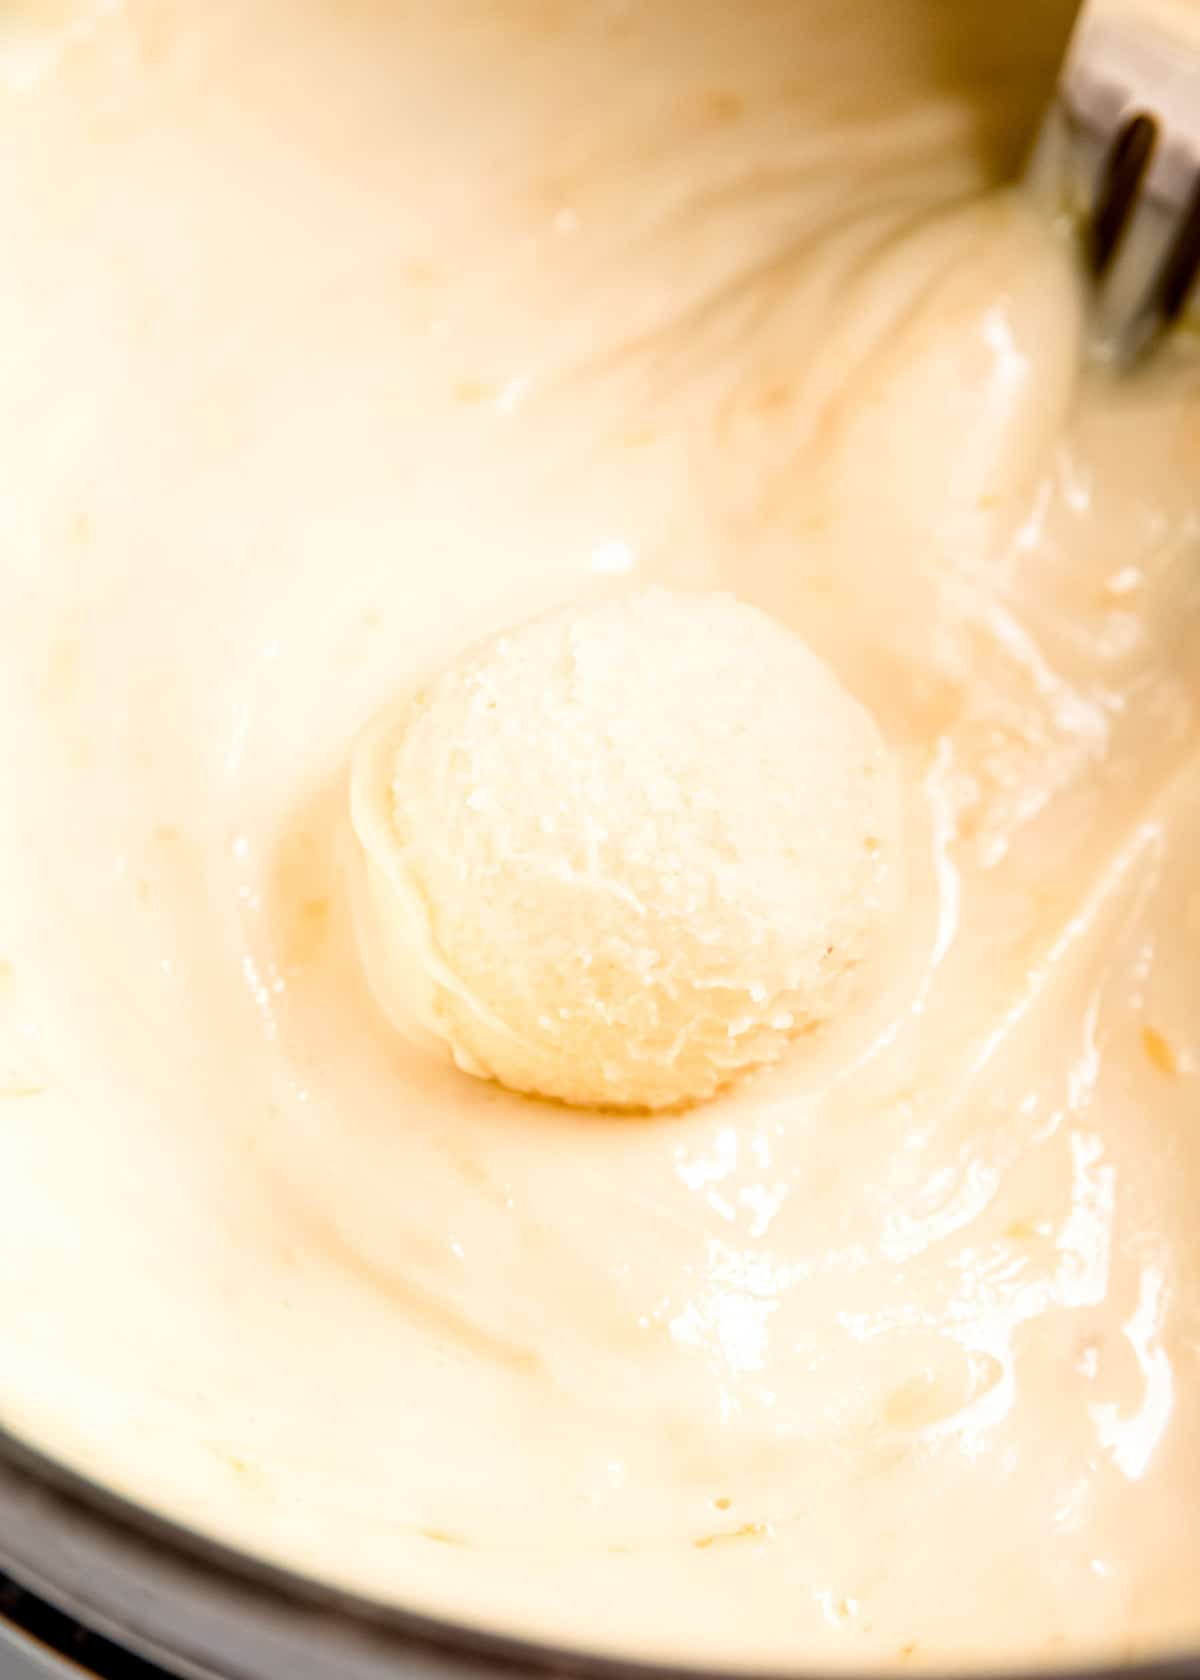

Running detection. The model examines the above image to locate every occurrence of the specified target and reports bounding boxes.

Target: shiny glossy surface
[0,0,1197,1673]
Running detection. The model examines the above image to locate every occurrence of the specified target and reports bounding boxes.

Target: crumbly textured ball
[346,588,903,1111]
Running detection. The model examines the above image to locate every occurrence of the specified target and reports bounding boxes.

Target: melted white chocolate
[0,0,1198,1671]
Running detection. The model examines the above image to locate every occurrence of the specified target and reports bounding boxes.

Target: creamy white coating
[0,0,1198,1672]
[347,588,903,1110]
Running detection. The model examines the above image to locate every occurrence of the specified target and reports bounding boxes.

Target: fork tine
[1158,170,1200,322]
[1030,0,1200,364]
[1089,113,1157,274]
[1092,151,1185,364]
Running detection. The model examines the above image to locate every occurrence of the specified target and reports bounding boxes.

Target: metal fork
[1027,0,1200,365]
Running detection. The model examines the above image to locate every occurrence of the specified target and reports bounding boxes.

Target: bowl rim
[2,1424,1198,1680]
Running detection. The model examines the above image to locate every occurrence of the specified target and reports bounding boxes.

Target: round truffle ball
[346,588,903,1111]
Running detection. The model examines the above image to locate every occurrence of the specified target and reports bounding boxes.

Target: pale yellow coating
[348,589,903,1109]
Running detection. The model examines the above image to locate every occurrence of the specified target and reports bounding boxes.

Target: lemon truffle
[346,588,903,1111]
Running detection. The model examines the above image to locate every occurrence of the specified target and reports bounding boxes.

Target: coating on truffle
[346,588,904,1110]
